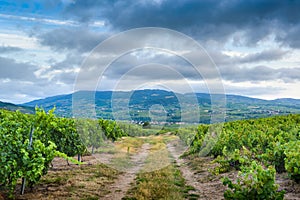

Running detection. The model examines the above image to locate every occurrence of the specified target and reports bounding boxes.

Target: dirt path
[167,139,227,200]
[102,143,151,200]
[166,141,202,197]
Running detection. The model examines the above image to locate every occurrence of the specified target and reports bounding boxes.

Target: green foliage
[185,114,300,177]
[190,125,209,153]
[212,146,253,175]
[284,140,300,182]
[0,109,58,197]
[223,161,285,200]
[179,113,300,196]
[98,119,127,142]
[176,125,205,154]
[213,115,299,159]
[260,141,286,173]
[34,108,86,157]
[118,122,165,137]
[142,121,151,129]
[75,119,105,154]
[0,108,87,198]
[0,108,130,198]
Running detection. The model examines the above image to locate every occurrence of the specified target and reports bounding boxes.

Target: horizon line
[7,89,298,105]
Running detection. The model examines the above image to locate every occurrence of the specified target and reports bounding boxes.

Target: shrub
[284,141,300,183]
[222,161,285,200]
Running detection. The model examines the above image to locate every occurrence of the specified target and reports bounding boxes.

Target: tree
[142,121,151,129]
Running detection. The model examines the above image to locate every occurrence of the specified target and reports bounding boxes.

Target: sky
[1,0,300,104]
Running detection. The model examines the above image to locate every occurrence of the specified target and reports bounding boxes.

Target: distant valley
[13,89,300,124]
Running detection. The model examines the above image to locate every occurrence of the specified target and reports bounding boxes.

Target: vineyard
[178,114,300,199]
[0,109,299,199]
[0,108,127,199]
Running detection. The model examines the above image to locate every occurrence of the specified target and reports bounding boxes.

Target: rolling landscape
[20,89,300,123]
[1,1,300,200]
[0,101,34,114]
[1,90,300,199]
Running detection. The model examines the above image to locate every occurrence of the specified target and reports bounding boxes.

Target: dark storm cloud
[276,24,300,49]
[63,0,300,47]
[0,46,23,53]
[38,28,109,52]
[42,54,83,84]
[0,56,77,103]
[0,57,38,81]
[74,47,296,84]
[221,65,300,83]
[239,49,289,63]
[186,49,289,67]
[281,67,300,82]
[50,53,83,70]
[221,65,276,82]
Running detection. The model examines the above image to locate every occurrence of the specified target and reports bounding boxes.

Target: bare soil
[167,139,231,200]
[101,143,150,200]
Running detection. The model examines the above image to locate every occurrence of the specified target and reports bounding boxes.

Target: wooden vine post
[20,127,34,195]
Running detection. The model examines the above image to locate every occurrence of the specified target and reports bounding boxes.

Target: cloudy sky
[1,0,300,104]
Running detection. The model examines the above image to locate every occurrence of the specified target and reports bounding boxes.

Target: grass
[124,135,196,200]
[109,152,133,171]
[115,137,145,153]
[131,166,188,200]
[105,137,146,171]
[15,162,119,200]
[40,176,69,185]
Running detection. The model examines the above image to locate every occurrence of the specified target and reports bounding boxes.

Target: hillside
[0,101,34,114]
[23,90,300,123]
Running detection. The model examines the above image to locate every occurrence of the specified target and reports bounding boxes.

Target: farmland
[0,109,299,199]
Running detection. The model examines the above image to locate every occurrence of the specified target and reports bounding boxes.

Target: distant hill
[23,90,300,123]
[0,101,34,114]
[271,98,300,106]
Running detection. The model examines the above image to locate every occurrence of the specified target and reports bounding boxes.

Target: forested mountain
[22,90,300,123]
